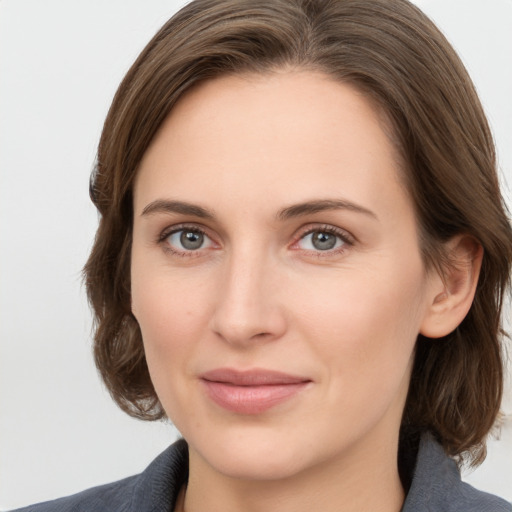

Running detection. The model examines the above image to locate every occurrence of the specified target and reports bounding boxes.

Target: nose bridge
[210,244,285,345]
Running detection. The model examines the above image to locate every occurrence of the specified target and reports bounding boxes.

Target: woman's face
[131,71,439,480]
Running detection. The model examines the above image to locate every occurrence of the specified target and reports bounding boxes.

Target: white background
[0,0,511,509]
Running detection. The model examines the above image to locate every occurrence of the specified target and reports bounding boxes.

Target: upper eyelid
[293,224,356,244]
[158,222,213,241]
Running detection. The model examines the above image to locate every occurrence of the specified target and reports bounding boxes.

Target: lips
[200,368,311,414]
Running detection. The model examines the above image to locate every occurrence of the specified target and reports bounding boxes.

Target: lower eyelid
[296,236,345,253]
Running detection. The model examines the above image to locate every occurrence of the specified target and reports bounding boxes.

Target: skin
[131,71,477,512]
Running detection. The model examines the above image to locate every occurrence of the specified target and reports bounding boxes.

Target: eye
[296,227,351,252]
[164,227,214,252]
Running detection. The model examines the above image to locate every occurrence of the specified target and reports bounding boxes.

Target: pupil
[312,232,336,250]
[180,231,203,250]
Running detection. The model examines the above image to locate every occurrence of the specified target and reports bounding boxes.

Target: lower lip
[202,380,309,414]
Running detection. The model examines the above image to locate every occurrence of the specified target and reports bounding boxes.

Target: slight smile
[200,368,312,415]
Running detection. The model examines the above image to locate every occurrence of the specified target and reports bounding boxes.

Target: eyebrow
[140,198,377,221]
[277,199,378,221]
[141,200,215,219]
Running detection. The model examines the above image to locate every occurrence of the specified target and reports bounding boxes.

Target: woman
[12,0,512,510]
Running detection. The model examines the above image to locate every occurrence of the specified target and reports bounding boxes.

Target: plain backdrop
[1,0,511,509]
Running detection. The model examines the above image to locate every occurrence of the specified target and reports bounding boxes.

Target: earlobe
[420,235,483,339]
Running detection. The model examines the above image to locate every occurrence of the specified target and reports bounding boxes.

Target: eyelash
[157,223,214,258]
[292,224,355,257]
[157,223,355,258]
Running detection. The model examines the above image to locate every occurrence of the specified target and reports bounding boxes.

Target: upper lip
[200,368,311,386]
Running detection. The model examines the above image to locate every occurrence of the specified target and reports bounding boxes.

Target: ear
[420,235,483,339]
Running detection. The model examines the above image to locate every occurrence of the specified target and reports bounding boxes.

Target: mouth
[200,368,311,415]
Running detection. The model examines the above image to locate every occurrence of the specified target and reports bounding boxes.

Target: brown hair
[85,0,512,466]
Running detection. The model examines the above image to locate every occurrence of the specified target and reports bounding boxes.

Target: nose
[209,251,287,347]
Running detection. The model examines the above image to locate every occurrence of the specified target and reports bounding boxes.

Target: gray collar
[401,433,510,511]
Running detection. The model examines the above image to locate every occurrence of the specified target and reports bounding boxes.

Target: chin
[187,426,316,481]
[210,447,309,481]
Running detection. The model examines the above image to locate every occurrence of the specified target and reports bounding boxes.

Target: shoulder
[9,439,189,512]
[403,433,511,512]
[452,482,512,512]
[9,474,139,512]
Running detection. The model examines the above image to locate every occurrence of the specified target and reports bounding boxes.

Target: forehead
[134,70,409,222]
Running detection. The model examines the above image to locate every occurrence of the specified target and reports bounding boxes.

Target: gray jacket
[11,434,511,511]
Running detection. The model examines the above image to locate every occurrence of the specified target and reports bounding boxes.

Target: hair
[84,0,512,467]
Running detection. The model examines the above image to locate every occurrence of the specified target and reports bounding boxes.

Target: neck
[181,433,405,512]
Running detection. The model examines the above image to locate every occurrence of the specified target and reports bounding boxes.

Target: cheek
[291,259,427,384]
[293,265,426,438]
[131,244,212,331]
[130,261,211,383]
[131,274,208,427]
[133,283,203,355]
